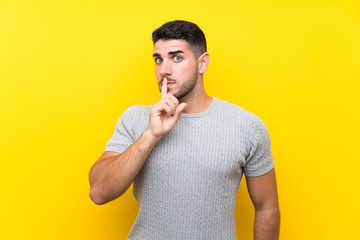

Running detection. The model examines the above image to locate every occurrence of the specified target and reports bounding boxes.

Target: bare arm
[246,168,280,240]
[89,77,186,205]
[89,129,159,205]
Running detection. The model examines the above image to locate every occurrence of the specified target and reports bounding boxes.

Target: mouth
[159,78,176,86]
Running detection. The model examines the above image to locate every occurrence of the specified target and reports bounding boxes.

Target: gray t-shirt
[105,97,274,239]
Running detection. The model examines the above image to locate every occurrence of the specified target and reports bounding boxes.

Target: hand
[147,77,187,141]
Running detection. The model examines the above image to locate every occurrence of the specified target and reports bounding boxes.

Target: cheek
[176,62,195,75]
[154,67,161,77]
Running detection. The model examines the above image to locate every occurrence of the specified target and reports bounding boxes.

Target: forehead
[153,39,191,53]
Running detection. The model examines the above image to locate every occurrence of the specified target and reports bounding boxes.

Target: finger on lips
[161,77,167,99]
[159,77,180,116]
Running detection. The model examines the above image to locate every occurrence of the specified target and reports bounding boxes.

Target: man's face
[153,39,199,100]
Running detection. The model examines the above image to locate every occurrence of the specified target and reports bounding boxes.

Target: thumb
[173,102,187,119]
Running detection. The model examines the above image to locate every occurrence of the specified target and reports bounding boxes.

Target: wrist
[143,128,162,145]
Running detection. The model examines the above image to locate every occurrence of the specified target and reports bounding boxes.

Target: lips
[160,77,176,85]
[159,80,176,87]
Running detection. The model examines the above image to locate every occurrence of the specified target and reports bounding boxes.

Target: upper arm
[104,105,145,154]
[246,168,279,211]
[244,116,274,177]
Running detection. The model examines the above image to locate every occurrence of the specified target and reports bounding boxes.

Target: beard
[164,66,198,100]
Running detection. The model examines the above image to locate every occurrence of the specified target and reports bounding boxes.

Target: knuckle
[170,95,179,104]
[167,100,174,107]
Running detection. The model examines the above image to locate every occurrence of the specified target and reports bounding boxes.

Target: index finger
[161,77,167,99]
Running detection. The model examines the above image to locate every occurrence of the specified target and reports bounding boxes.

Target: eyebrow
[152,50,184,58]
[168,50,184,55]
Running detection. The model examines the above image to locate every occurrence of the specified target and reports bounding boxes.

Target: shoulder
[114,104,151,131]
[120,104,151,119]
[213,97,270,138]
[213,97,263,123]
[122,104,149,115]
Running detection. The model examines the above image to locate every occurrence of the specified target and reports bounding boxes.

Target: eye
[155,58,163,64]
[173,56,182,62]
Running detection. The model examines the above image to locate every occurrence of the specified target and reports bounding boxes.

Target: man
[89,20,280,239]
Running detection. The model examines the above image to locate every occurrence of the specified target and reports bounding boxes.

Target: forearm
[89,129,160,204]
[89,84,186,205]
[254,207,280,240]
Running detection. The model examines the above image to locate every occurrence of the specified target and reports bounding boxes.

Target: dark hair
[152,20,207,57]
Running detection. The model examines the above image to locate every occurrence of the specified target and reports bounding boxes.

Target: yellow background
[1,0,359,239]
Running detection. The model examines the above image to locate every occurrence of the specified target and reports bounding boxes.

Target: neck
[179,77,212,114]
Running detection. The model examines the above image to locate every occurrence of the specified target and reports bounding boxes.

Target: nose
[160,59,172,76]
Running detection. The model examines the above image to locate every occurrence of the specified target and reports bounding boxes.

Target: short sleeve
[104,105,140,154]
[244,116,274,177]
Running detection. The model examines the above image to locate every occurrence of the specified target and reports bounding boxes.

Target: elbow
[89,186,127,205]
[260,206,280,218]
[256,206,281,226]
[89,188,107,205]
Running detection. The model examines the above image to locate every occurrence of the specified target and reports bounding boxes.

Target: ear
[198,52,210,74]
